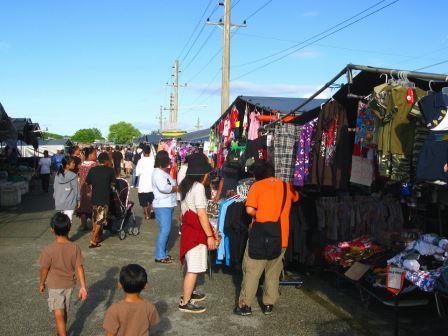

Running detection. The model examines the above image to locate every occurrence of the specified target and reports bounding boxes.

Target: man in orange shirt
[234,161,299,316]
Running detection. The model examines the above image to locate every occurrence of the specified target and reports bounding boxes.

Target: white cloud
[302,11,319,17]
[133,121,159,133]
[189,81,331,99]
[0,41,11,52]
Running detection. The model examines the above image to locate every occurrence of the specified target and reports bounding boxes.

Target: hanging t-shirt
[230,106,239,129]
[248,111,261,140]
[223,118,231,138]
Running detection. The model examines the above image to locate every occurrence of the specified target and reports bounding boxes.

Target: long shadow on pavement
[68,267,119,336]
[152,300,172,335]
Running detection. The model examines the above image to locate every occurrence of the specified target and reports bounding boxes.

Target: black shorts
[138,192,154,207]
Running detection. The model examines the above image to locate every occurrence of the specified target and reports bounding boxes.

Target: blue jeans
[154,207,174,260]
[132,169,139,187]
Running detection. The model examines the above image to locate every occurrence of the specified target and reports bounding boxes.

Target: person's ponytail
[57,157,66,177]
[180,174,205,201]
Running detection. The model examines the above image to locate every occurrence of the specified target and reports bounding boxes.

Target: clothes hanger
[380,73,388,83]
[442,76,448,95]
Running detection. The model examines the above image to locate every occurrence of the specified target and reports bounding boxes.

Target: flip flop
[89,243,101,249]
[155,257,173,264]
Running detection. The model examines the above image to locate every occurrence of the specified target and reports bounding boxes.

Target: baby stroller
[107,177,139,240]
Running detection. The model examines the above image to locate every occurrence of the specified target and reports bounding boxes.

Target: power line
[182,3,220,64]
[244,0,273,21]
[183,26,218,72]
[185,48,222,83]
[414,59,448,72]
[190,69,221,105]
[233,31,419,59]
[177,0,215,61]
[232,0,400,80]
[233,0,390,69]
[186,0,273,105]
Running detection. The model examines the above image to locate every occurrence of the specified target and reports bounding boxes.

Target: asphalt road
[0,177,446,335]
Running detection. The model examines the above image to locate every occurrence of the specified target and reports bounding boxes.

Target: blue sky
[1,0,448,136]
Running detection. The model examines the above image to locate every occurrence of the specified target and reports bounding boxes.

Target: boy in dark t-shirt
[103,264,160,336]
[86,152,116,248]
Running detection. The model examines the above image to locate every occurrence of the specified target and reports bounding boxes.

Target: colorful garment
[242,104,249,138]
[293,118,317,186]
[311,100,351,189]
[274,123,301,183]
[248,110,260,140]
[354,100,377,150]
[406,269,444,292]
[77,161,98,216]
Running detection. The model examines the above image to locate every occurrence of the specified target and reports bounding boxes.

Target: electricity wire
[233,0,391,69]
[232,0,400,80]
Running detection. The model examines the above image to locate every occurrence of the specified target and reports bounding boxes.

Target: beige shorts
[48,288,73,312]
[185,244,208,273]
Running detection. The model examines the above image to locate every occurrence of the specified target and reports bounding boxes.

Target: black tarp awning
[211,95,327,128]
[11,118,41,149]
[0,103,18,145]
[179,129,210,143]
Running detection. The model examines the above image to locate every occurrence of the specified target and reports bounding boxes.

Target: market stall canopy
[133,134,163,145]
[0,103,17,145]
[212,95,327,128]
[11,118,41,149]
[179,128,210,143]
[16,138,73,157]
[264,64,448,130]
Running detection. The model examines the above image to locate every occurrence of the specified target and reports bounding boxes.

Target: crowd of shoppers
[41,140,299,323]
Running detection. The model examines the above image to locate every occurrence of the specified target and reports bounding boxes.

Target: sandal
[155,257,173,264]
[89,242,101,249]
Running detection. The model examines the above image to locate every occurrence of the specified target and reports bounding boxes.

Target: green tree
[42,132,63,140]
[108,122,141,144]
[71,128,104,143]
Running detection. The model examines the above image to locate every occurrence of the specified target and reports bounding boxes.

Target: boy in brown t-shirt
[38,213,88,336]
[103,264,160,336]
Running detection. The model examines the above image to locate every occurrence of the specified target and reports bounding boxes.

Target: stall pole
[263,66,349,129]
[263,63,448,130]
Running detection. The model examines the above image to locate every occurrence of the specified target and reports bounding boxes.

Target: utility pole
[166,59,186,129]
[221,0,231,115]
[157,106,164,132]
[195,117,202,131]
[173,59,179,129]
[207,1,246,114]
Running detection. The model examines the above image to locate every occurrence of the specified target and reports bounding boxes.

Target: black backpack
[132,152,141,165]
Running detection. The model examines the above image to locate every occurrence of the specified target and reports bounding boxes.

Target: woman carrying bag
[178,153,218,314]
[152,150,178,264]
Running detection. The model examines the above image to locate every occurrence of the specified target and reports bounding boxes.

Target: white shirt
[181,182,207,215]
[136,155,155,193]
[38,157,51,174]
[152,168,177,208]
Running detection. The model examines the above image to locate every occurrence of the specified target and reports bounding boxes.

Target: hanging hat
[186,153,213,175]
[419,92,448,130]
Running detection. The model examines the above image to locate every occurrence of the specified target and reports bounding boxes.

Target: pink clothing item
[248,111,261,140]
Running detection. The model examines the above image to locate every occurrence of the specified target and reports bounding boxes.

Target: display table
[330,267,430,336]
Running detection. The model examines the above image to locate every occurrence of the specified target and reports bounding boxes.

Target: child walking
[38,213,88,336]
[103,264,160,336]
